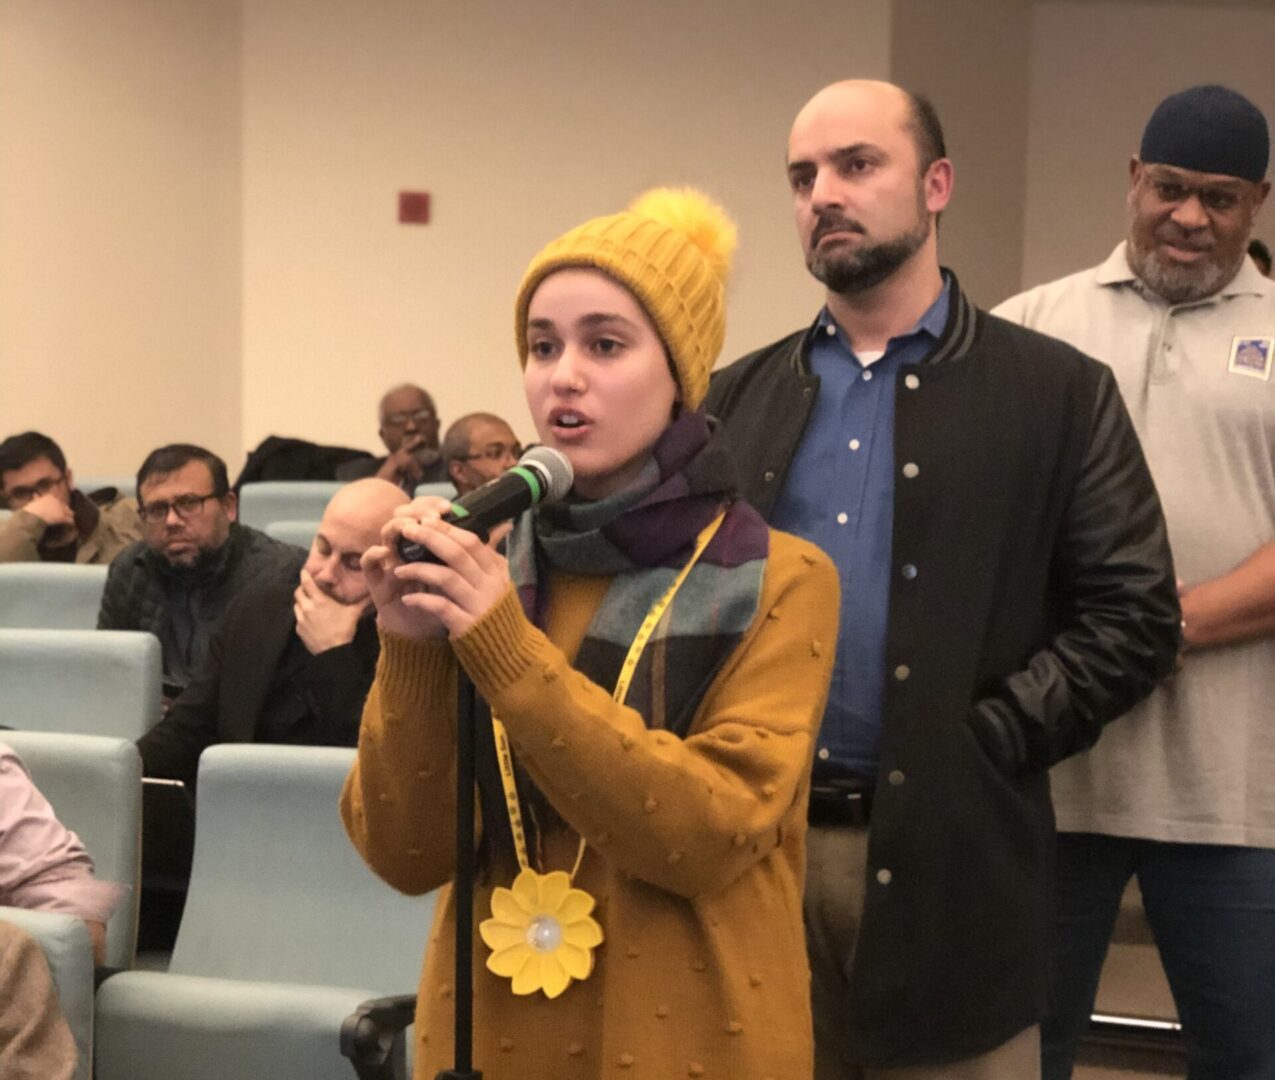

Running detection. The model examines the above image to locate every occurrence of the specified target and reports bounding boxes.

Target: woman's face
[523,268,678,501]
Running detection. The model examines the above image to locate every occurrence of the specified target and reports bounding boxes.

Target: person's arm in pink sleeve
[0,746,127,962]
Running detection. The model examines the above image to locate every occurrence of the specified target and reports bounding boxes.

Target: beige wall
[240,0,893,461]
[0,0,242,480]
[1019,0,1275,295]
[5,1,1275,475]
[891,0,1033,309]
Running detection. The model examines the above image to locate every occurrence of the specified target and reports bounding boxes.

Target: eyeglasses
[382,408,436,429]
[5,474,67,507]
[459,443,522,463]
[1146,175,1249,214]
[138,492,220,524]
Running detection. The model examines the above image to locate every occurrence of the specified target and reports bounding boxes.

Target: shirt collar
[1097,240,1270,302]
[813,273,953,346]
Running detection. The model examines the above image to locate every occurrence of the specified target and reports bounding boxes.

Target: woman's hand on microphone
[360,497,454,641]
[372,496,512,639]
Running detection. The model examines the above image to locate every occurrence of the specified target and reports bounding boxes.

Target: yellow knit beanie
[514,188,738,410]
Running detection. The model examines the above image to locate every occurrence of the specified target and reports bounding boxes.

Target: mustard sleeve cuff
[451,585,541,696]
[374,628,456,708]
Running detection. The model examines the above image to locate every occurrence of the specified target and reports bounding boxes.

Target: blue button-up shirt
[770,281,951,779]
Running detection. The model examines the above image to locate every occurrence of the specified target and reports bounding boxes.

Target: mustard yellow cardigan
[341,529,838,1080]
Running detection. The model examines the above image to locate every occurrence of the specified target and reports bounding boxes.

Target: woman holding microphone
[342,188,837,1079]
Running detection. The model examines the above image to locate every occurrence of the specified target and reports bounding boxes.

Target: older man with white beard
[996,84,1275,1080]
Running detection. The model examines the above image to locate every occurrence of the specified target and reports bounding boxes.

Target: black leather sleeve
[966,366,1182,773]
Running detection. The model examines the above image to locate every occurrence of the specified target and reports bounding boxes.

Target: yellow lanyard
[491,510,726,879]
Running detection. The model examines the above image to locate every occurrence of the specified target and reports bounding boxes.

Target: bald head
[326,477,407,528]
[794,81,911,127]
[304,478,408,604]
[790,80,945,176]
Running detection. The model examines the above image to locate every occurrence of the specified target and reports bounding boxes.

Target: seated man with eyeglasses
[439,412,523,496]
[335,383,449,491]
[98,445,302,696]
[0,431,142,565]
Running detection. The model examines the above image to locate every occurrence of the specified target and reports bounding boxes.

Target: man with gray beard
[996,85,1275,1080]
[706,80,1179,1078]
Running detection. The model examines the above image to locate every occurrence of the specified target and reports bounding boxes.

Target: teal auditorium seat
[0,629,161,739]
[0,907,95,1080]
[264,519,320,550]
[238,481,343,530]
[76,476,136,498]
[413,481,456,500]
[0,731,143,971]
[0,563,109,630]
[95,745,436,1080]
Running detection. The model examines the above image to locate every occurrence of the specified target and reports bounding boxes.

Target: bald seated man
[336,383,447,492]
[705,79,1178,1078]
[138,478,408,788]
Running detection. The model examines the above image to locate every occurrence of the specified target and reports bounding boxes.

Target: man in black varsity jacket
[705,79,1181,1078]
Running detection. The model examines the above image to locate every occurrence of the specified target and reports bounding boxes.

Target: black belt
[808,780,874,828]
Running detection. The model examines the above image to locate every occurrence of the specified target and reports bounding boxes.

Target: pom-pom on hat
[1140,84,1269,183]
[514,188,738,411]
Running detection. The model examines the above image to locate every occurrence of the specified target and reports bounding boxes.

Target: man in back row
[706,79,1180,1077]
[98,444,300,694]
[0,432,140,565]
[996,84,1275,1080]
[337,383,447,491]
[439,411,522,494]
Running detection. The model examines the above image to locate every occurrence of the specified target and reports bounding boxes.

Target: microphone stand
[437,667,483,1079]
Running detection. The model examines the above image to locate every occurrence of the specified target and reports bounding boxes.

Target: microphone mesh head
[520,446,574,503]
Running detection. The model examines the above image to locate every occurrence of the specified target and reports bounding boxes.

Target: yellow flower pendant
[479,868,603,999]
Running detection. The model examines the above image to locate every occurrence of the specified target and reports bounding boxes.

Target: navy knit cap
[1140,85,1269,182]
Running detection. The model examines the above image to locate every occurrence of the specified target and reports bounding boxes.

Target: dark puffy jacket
[99,524,305,690]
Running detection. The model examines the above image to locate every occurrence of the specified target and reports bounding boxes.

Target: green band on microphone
[448,502,470,519]
[509,466,543,503]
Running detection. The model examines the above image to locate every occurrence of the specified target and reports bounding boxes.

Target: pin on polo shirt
[1228,336,1275,380]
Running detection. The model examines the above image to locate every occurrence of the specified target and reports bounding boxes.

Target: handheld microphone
[397,446,573,564]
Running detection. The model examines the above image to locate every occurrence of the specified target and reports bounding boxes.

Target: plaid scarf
[476,410,769,874]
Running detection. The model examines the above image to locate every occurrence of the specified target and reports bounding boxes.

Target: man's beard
[1126,239,1239,304]
[163,539,225,578]
[806,206,931,295]
[1126,215,1241,304]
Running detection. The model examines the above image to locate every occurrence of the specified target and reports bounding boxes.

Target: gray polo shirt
[996,243,1275,848]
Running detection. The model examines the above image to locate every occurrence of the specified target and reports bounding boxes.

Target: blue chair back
[77,475,136,498]
[263,519,319,550]
[238,482,343,530]
[413,481,456,500]
[0,563,109,630]
[93,744,434,1080]
[1,731,142,969]
[171,745,433,990]
[0,629,162,738]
